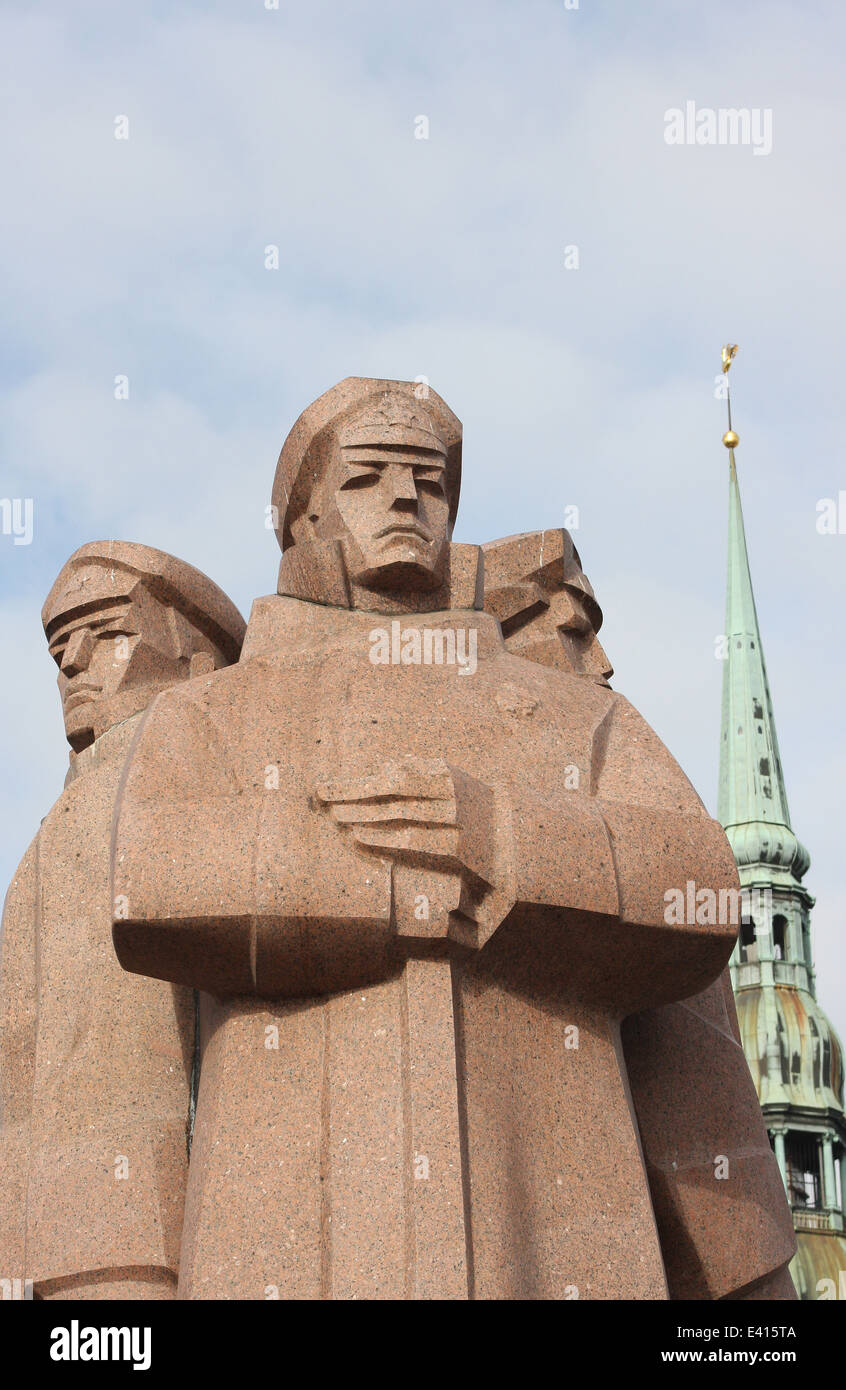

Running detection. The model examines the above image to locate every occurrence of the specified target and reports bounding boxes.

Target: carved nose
[62,627,94,676]
[386,464,418,507]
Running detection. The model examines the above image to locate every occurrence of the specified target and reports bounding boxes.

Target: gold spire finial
[721,344,739,448]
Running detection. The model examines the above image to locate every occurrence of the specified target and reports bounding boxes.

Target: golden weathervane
[721,344,739,448]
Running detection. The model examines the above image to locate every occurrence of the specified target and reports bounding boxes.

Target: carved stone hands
[314,755,512,946]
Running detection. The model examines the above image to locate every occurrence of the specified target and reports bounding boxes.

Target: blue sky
[1,0,844,1020]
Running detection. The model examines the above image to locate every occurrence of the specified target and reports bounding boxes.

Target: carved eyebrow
[340,453,446,471]
[49,602,133,653]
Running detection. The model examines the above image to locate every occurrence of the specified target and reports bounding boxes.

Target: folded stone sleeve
[112,691,393,996]
[113,798,395,997]
[505,792,737,1008]
[509,790,738,927]
[26,1122,186,1293]
[118,799,262,917]
[600,800,740,928]
[595,693,738,996]
[508,790,619,916]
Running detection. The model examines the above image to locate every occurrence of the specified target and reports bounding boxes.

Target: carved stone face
[317,440,451,591]
[501,583,595,668]
[273,381,462,609]
[482,530,612,682]
[48,577,214,751]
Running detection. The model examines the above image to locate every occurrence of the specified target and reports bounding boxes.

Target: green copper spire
[717,346,846,1298]
[717,445,809,882]
[716,349,809,885]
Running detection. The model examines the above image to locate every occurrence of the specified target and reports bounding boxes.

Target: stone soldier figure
[110,379,787,1299]
[482,528,796,1299]
[482,528,612,683]
[0,541,245,1299]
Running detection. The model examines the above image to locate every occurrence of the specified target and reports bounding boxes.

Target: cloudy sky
[1,0,844,1022]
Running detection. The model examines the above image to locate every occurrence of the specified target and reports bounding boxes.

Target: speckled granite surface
[110,381,793,1299]
[0,385,796,1300]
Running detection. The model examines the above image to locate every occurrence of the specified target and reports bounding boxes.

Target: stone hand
[314,755,506,942]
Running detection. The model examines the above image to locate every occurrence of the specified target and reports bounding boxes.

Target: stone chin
[341,533,448,594]
[63,684,170,753]
[63,699,98,753]
[356,559,441,592]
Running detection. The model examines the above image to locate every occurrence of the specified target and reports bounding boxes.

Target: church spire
[716,346,846,1294]
[717,348,809,883]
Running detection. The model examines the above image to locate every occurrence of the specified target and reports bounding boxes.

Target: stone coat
[623,973,796,1300]
[0,714,193,1298]
[111,597,756,1298]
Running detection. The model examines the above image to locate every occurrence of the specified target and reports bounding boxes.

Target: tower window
[759,758,770,776]
[753,700,764,719]
[785,1132,822,1210]
[739,917,757,963]
[773,914,787,961]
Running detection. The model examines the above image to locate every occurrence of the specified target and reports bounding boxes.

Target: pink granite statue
[0,542,245,1299]
[109,379,794,1298]
[482,528,797,1299]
